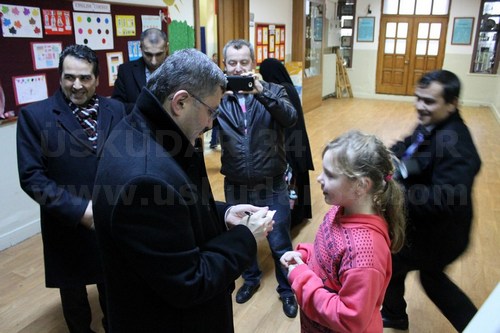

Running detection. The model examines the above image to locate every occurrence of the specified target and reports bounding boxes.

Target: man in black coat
[111,28,168,113]
[17,45,125,332]
[93,48,274,333]
[382,70,481,332]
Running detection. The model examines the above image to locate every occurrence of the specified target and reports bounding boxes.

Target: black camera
[226,76,254,91]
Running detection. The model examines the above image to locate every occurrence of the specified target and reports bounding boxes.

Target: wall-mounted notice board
[255,23,286,67]
[0,0,167,116]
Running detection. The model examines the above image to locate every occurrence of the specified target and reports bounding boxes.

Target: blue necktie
[401,132,424,161]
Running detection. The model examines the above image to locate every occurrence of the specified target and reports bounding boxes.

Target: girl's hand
[281,251,304,275]
[280,251,303,268]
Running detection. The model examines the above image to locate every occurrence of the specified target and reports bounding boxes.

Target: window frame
[470,0,500,74]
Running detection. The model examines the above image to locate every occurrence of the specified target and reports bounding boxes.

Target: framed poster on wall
[255,23,286,66]
[106,52,124,86]
[357,16,375,42]
[30,42,63,70]
[451,17,474,45]
[12,74,48,106]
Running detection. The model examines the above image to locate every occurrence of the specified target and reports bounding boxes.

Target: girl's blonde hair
[323,130,406,252]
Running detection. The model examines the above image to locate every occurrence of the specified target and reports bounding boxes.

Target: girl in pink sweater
[280,130,406,333]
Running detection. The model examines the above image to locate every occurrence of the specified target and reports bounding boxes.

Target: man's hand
[239,72,263,94]
[225,204,267,227]
[245,209,275,241]
[247,72,263,94]
[225,204,274,241]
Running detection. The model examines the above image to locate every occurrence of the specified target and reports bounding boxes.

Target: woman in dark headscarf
[259,58,314,227]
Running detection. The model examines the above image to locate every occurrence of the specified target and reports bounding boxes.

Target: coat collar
[131,88,219,229]
[132,87,197,168]
[52,89,117,155]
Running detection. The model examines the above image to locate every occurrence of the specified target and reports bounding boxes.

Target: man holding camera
[216,39,299,318]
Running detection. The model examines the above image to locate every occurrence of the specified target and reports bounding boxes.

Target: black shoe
[235,283,260,304]
[280,296,298,318]
[382,315,409,330]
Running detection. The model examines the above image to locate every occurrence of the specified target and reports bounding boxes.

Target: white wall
[249,0,294,61]
[495,85,500,121]
[0,122,40,250]
[349,0,500,119]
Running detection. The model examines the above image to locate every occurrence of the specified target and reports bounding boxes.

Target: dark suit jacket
[93,88,257,333]
[16,89,125,288]
[111,58,147,113]
[392,110,481,266]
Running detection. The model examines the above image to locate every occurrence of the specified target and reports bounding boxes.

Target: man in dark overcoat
[93,48,273,333]
[17,44,125,332]
[382,70,481,332]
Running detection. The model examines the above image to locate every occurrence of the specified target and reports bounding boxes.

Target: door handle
[405,60,409,64]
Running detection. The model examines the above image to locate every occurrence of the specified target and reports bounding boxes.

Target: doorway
[194,0,249,68]
[376,15,448,95]
[196,0,219,64]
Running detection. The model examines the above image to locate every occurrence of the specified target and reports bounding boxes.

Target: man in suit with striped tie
[382,70,481,332]
[17,44,125,333]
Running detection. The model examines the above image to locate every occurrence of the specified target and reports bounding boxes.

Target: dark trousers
[210,126,219,146]
[382,250,477,332]
[59,283,107,333]
[224,177,294,298]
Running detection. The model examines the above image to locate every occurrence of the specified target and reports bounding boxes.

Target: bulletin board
[0,0,167,117]
[255,23,285,67]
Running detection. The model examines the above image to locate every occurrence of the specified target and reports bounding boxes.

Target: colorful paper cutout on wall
[1,4,43,38]
[256,46,263,64]
[127,40,141,61]
[12,74,48,105]
[42,9,72,35]
[31,42,62,70]
[285,61,303,100]
[115,15,135,36]
[168,20,194,52]
[255,23,286,65]
[106,52,123,86]
[141,15,161,31]
[73,12,113,50]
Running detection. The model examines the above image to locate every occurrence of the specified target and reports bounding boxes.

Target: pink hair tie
[385,174,393,182]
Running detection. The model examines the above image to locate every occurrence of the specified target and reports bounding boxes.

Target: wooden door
[376,16,448,95]
[216,0,249,62]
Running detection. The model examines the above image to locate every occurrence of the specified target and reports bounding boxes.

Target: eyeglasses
[188,92,220,120]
